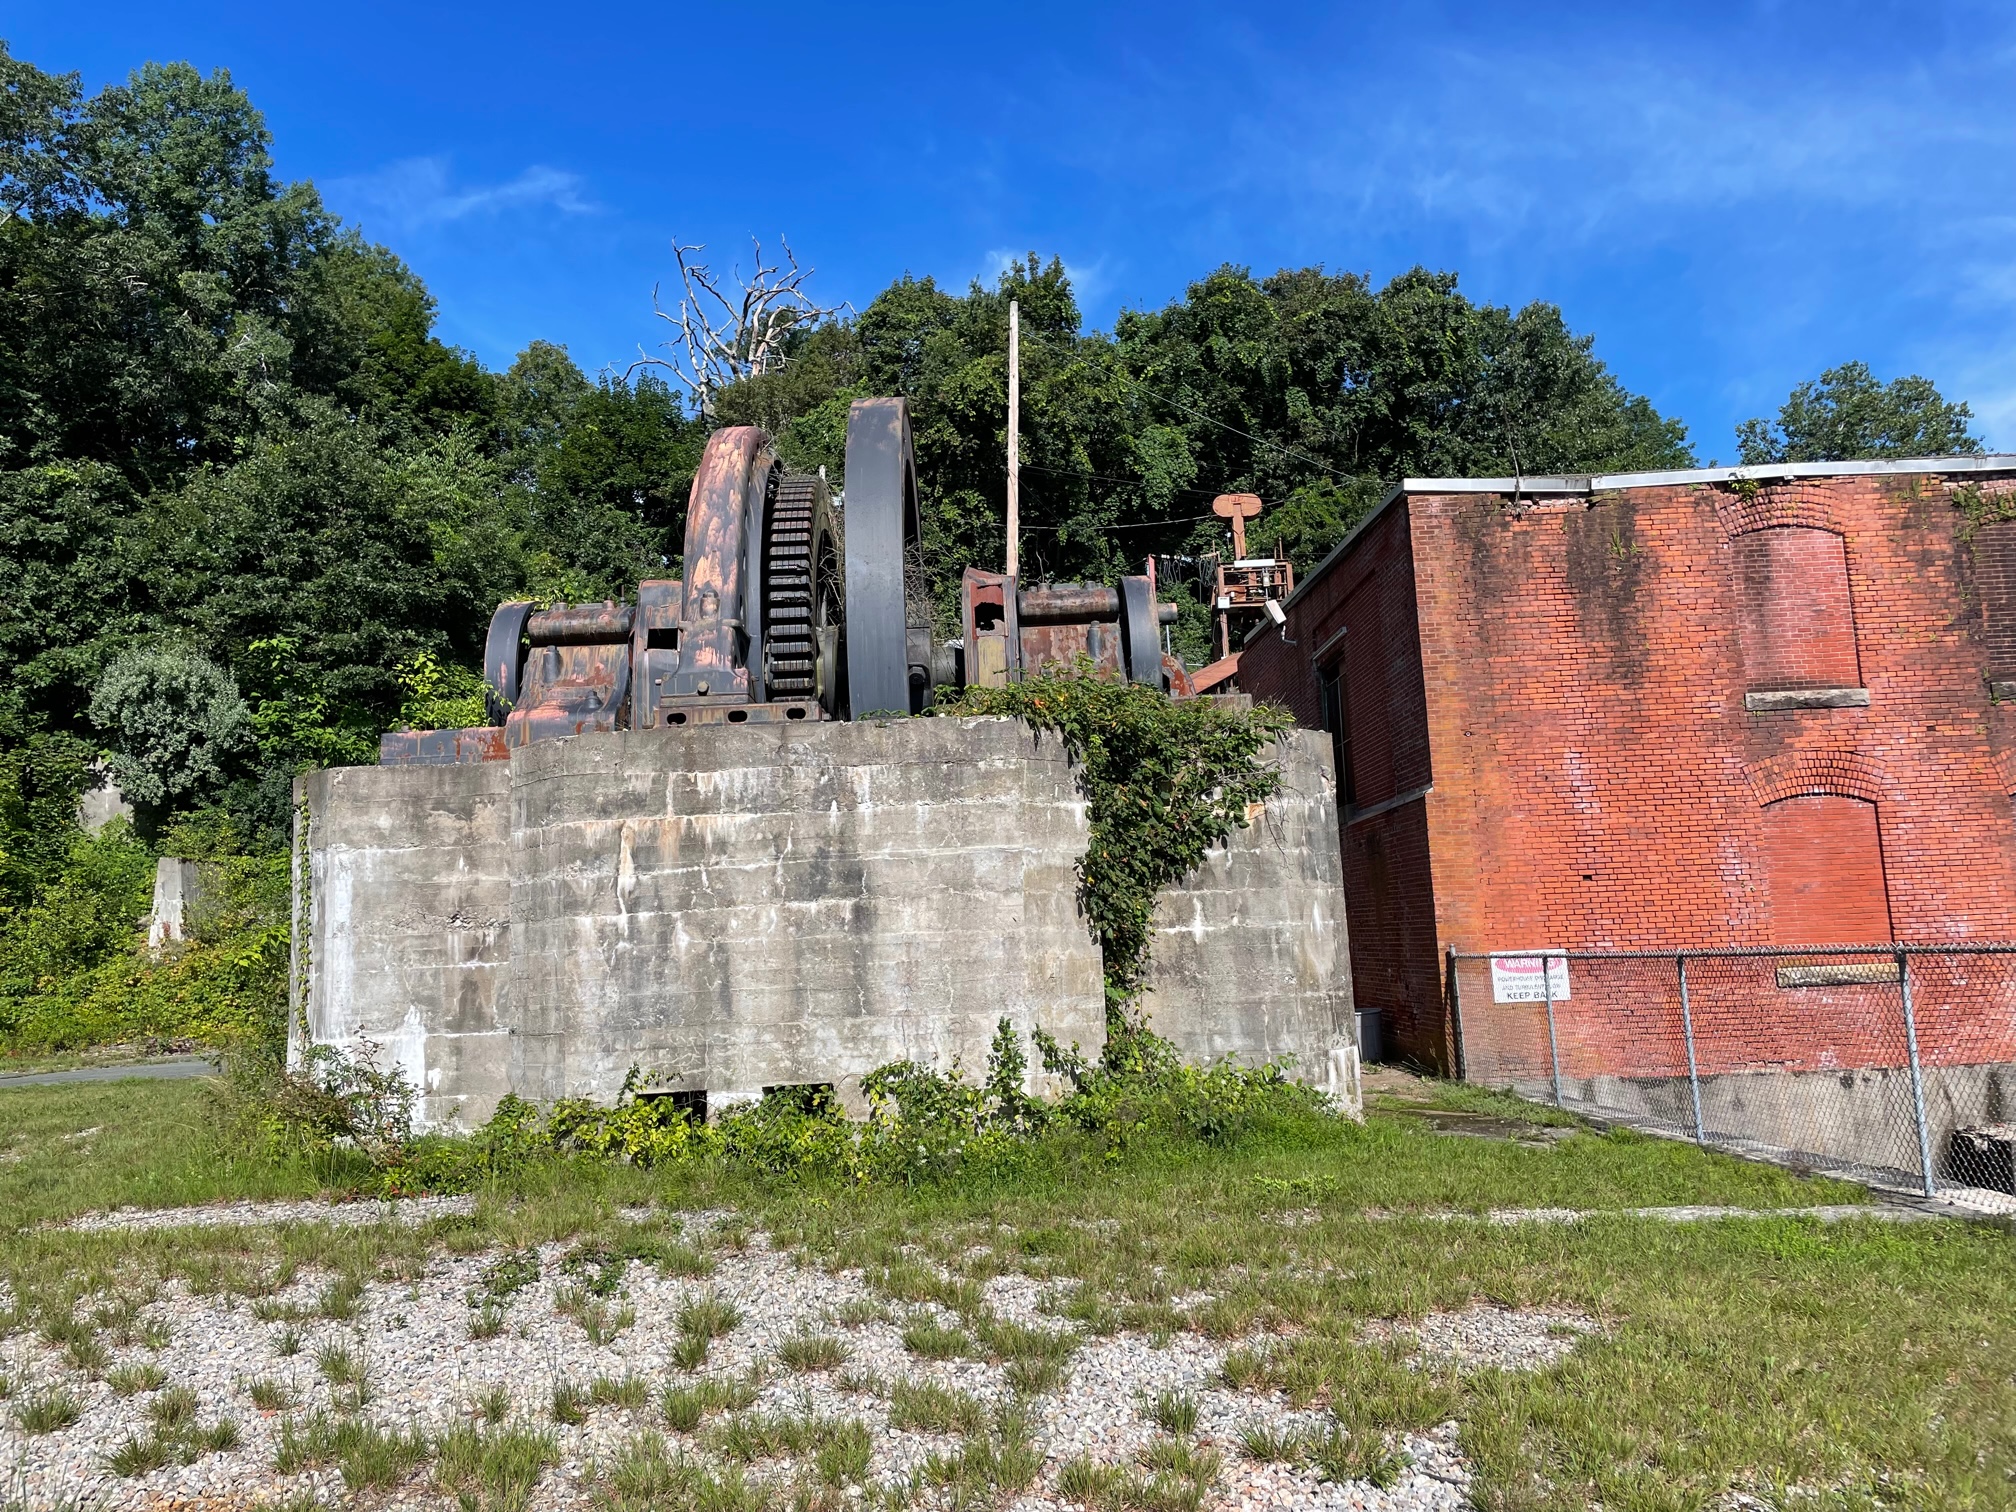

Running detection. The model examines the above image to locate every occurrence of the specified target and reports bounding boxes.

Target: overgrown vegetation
[939,663,1292,1012]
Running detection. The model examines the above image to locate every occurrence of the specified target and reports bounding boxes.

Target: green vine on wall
[1950,482,2016,544]
[937,663,1292,1026]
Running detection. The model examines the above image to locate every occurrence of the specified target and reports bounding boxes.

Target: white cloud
[976,247,1113,307]
[326,157,595,234]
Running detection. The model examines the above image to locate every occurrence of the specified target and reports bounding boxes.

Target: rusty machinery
[381,397,1191,766]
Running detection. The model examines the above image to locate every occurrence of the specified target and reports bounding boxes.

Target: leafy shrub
[88,646,253,811]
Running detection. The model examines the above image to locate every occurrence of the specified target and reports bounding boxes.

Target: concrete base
[1139,730,1358,1105]
[1528,1062,2016,1186]
[293,717,1358,1129]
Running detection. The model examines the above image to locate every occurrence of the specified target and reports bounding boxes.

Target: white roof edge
[1405,453,2016,496]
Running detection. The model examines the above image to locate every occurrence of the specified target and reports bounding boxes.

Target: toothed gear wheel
[761,471,840,713]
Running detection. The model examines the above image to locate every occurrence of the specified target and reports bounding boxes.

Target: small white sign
[1491,956,1571,1004]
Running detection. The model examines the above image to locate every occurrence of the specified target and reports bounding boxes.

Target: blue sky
[11,1,2016,459]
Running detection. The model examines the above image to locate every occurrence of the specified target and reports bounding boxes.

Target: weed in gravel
[274,1326,301,1357]
[974,1315,1075,1366]
[1147,1391,1197,1436]
[317,1342,366,1388]
[1236,1422,1297,1461]
[196,1418,242,1454]
[669,1331,711,1371]
[777,1333,849,1372]
[138,1319,172,1349]
[470,1249,542,1312]
[815,1419,874,1487]
[477,1385,512,1424]
[247,1378,295,1411]
[900,1314,971,1360]
[581,1300,636,1345]
[106,1362,167,1396]
[470,1304,506,1339]
[275,1411,430,1489]
[831,1299,890,1327]
[1006,1356,1068,1396]
[1057,1455,1126,1503]
[1218,1347,1268,1389]
[677,1293,741,1340]
[251,1297,315,1324]
[435,1422,558,1512]
[16,1388,82,1433]
[834,1368,886,1396]
[888,1379,986,1435]
[590,1374,650,1409]
[64,1332,109,1375]
[106,1431,170,1477]
[149,1385,199,1432]
[602,1431,763,1512]
[552,1379,589,1425]
[318,1273,364,1320]
[659,1375,756,1431]
[1303,1425,1408,1489]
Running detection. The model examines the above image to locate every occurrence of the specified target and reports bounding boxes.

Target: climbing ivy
[936,663,1292,1023]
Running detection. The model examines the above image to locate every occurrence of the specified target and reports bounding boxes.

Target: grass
[900,1313,972,1360]
[14,1388,81,1433]
[888,1378,987,1435]
[4,1074,2014,1509]
[435,1423,557,1512]
[776,1332,849,1372]
[106,1361,167,1395]
[660,1374,758,1431]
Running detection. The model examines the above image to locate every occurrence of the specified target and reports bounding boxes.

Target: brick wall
[1243,467,2016,1075]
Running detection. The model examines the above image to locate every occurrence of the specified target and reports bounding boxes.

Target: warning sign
[1491,956,1571,1004]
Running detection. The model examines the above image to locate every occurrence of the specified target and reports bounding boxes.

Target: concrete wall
[503,718,1103,1115]
[295,715,1357,1129]
[1140,730,1358,1103]
[293,763,515,1129]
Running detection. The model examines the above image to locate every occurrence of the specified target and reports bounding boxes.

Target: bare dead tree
[628,236,847,417]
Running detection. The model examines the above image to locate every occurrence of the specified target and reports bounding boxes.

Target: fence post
[1677,955,1705,1145]
[1446,946,1466,1081]
[1897,948,1935,1198]
[1543,953,1563,1108]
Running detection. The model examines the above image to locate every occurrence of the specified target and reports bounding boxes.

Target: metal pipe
[1543,952,1563,1108]
[526,604,635,643]
[1678,956,1705,1145]
[1898,949,1936,1198]
[1018,585,1120,622]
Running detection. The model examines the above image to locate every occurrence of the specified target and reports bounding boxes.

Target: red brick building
[1239,457,2016,1072]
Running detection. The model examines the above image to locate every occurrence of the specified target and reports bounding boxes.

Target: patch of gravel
[60,1194,479,1233]
[1367,1304,1600,1373]
[2,1217,1522,1511]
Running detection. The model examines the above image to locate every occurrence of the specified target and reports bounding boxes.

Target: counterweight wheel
[843,397,931,717]
[760,471,840,713]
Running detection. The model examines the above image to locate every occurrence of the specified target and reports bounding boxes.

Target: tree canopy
[0,38,1699,859]
[1737,361,1982,465]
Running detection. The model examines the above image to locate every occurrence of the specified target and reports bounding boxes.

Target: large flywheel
[842,397,933,717]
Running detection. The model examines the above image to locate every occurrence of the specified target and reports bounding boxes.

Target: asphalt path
[0,1056,218,1089]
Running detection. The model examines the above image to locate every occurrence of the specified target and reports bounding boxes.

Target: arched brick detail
[1715,482,1840,538]
[1994,747,2016,797]
[1745,749,1888,806]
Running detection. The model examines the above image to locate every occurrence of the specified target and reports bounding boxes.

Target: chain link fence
[1450,944,2016,1212]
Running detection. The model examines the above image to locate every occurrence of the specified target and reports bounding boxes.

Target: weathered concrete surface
[295,716,1357,1128]
[293,763,515,1129]
[505,718,1103,1115]
[1140,730,1359,1104]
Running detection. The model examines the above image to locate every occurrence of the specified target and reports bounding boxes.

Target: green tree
[1737,362,1983,464]
[88,646,251,810]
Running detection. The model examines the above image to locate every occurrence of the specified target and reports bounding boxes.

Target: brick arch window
[1759,794,1892,945]
[1736,526,1862,696]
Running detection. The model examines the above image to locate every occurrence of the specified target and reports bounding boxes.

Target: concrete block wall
[292,763,515,1129]
[503,718,1104,1115]
[1138,730,1358,1102]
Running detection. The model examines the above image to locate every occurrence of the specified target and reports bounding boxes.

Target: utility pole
[1005,300,1020,577]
